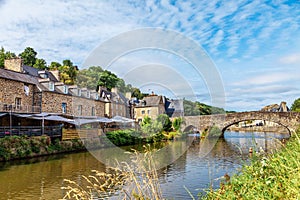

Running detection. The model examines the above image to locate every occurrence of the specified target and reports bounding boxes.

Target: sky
[0,0,299,111]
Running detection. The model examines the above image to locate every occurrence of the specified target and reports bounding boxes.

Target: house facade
[133,94,184,122]
[100,87,131,118]
[0,58,105,119]
[134,95,166,122]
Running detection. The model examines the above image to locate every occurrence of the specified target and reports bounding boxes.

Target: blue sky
[0,0,299,111]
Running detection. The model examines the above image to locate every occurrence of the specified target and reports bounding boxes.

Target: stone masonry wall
[41,91,105,117]
[0,78,35,112]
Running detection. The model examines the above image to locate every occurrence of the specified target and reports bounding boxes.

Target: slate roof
[0,68,38,85]
[165,99,184,117]
[23,65,58,82]
[137,95,164,107]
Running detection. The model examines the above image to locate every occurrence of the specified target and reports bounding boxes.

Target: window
[91,107,95,116]
[95,93,99,100]
[147,110,151,115]
[15,98,21,110]
[62,103,67,114]
[78,105,82,115]
[63,86,68,94]
[24,85,30,96]
[141,110,145,115]
[78,89,81,96]
[87,91,90,98]
[49,82,54,91]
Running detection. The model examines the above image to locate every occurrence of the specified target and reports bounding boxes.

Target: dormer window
[78,89,81,96]
[49,82,54,91]
[63,85,68,94]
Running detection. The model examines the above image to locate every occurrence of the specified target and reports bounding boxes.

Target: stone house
[0,58,106,119]
[99,87,131,118]
[133,94,184,122]
[134,95,166,122]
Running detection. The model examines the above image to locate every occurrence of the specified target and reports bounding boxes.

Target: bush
[172,117,183,131]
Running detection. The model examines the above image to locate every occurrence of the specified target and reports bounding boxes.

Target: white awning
[44,115,75,123]
[0,113,7,117]
[111,115,135,123]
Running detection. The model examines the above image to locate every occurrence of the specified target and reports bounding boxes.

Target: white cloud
[279,53,300,64]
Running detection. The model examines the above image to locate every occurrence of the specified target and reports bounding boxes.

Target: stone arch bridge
[183,111,300,136]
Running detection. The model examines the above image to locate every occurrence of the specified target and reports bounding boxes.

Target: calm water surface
[0,131,289,199]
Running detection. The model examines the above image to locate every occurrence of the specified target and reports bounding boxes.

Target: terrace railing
[0,125,62,138]
[0,103,41,113]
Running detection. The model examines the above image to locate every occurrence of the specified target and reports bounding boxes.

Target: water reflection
[0,131,289,200]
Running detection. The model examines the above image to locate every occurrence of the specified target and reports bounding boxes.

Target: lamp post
[9,105,12,135]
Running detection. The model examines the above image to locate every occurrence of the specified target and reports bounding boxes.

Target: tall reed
[61,146,163,200]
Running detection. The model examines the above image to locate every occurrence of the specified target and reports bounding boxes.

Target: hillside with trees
[183,99,231,116]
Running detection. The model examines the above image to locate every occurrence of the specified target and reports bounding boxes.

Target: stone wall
[41,91,105,117]
[0,78,36,112]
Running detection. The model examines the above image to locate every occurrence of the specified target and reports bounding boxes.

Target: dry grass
[61,146,163,200]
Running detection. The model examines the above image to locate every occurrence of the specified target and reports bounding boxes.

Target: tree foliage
[172,117,183,131]
[184,99,226,116]
[33,58,47,70]
[49,61,62,70]
[19,47,37,66]
[291,98,300,112]
[0,46,17,68]
[76,66,104,90]
[156,114,172,132]
[97,70,119,91]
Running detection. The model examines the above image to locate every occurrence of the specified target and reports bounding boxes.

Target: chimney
[50,70,60,82]
[111,87,118,93]
[279,101,288,112]
[125,92,132,99]
[4,58,23,73]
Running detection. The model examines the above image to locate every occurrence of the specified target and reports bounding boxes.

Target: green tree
[49,61,61,70]
[132,87,147,99]
[62,59,73,67]
[76,66,104,90]
[58,60,78,85]
[156,114,172,132]
[98,70,119,91]
[19,47,37,66]
[0,47,17,68]
[291,98,300,112]
[33,58,47,70]
[172,117,183,131]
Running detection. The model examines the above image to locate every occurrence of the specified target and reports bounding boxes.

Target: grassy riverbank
[202,129,300,199]
[0,135,86,161]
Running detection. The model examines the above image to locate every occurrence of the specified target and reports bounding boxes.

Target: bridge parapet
[183,111,300,136]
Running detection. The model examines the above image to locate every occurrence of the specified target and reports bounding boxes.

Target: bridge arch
[221,118,291,136]
[183,125,199,133]
[183,112,300,137]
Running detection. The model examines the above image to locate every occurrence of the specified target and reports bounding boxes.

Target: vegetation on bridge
[291,98,300,112]
[203,128,300,200]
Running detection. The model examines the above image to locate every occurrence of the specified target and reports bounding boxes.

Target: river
[0,131,290,199]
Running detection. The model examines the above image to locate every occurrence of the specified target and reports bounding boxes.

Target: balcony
[0,103,41,114]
